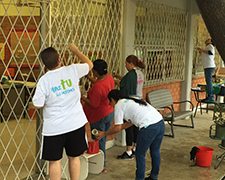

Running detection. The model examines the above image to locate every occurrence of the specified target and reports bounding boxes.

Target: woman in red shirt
[81,59,114,173]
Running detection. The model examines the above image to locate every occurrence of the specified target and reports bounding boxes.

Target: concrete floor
[86,111,225,180]
[1,110,225,180]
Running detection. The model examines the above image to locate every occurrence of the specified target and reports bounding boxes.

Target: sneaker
[145,176,157,180]
[117,151,134,160]
[202,98,215,102]
[102,167,107,173]
[201,98,208,102]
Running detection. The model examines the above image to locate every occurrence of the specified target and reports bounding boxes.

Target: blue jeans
[135,120,165,180]
[204,68,215,99]
[90,111,114,167]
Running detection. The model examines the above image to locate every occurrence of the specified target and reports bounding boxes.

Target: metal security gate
[134,1,188,86]
[0,0,122,179]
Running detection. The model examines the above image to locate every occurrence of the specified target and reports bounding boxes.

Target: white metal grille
[193,14,222,75]
[134,1,187,86]
[0,0,122,179]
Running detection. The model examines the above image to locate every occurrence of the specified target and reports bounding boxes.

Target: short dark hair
[93,59,107,75]
[40,47,59,70]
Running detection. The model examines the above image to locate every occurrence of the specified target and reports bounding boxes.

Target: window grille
[0,0,122,179]
[134,1,187,86]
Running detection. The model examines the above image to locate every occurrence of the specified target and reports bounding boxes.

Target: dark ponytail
[108,89,147,106]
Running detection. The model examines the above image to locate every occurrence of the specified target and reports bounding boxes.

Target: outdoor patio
[1,109,225,180]
[86,110,225,180]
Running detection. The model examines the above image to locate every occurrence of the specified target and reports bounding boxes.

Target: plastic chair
[192,86,220,117]
[204,86,220,112]
[146,89,194,138]
[191,87,205,117]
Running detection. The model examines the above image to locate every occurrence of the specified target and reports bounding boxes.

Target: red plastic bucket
[87,139,99,154]
[196,146,214,167]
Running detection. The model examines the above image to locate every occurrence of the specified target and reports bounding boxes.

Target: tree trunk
[195,0,225,63]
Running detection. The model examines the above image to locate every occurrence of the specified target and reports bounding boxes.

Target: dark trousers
[125,120,139,146]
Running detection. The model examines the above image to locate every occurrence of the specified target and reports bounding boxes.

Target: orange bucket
[87,139,99,154]
[196,146,214,167]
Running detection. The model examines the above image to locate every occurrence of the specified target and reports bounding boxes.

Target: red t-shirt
[83,74,114,123]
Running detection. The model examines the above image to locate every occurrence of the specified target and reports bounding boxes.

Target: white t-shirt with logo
[114,99,163,129]
[202,44,215,69]
[135,68,144,98]
[33,63,89,136]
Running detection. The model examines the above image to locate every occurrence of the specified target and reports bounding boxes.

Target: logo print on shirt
[61,79,72,89]
[51,86,61,93]
[137,74,143,84]
[124,99,129,103]
[51,79,75,97]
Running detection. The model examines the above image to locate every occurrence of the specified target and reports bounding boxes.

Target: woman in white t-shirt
[95,89,165,180]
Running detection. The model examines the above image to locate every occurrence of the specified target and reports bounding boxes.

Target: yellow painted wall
[1,0,108,17]
[0,0,40,16]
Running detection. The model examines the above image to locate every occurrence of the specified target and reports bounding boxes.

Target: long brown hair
[126,55,145,69]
